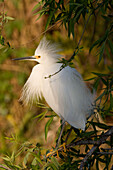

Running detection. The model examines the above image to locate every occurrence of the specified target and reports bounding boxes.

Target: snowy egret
[13,37,94,143]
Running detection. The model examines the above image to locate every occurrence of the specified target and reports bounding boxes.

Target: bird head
[12,37,62,65]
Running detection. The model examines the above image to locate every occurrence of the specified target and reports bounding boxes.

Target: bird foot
[46,148,55,157]
[59,142,66,152]
[46,143,67,158]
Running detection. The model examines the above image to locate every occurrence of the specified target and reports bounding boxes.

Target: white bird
[13,37,94,136]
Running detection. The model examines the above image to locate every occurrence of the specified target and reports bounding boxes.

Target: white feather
[21,37,94,130]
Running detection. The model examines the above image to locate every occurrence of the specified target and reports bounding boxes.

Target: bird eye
[35,55,41,59]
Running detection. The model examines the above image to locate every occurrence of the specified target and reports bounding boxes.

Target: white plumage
[19,37,94,130]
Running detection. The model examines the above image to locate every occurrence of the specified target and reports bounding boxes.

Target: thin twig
[96,152,113,155]
[44,64,65,79]
[102,148,113,150]
[67,139,99,147]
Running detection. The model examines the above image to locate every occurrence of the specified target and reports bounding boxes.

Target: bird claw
[46,143,67,158]
[59,142,66,152]
[46,149,54,157]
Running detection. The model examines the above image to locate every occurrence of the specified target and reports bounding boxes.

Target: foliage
[0,1,14,49]
[0,0,113,169]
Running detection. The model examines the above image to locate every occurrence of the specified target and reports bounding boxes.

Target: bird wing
[42,65,93,130]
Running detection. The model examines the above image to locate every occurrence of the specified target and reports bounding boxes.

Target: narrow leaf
[32,2,43,12]
[45,11,54,30]
[92,72,108,77]
[45,117,53,140]
[5,16,14,20]
[108,39,113,54]
[95,90,106,102]
[88,121,110,130]
[33,110,47,121]
[101,77,108,86]
[90,38,102,52]
[97,42,105,64]
[51,157,60,169]
[31,152,43,165]
[110,93,113,109]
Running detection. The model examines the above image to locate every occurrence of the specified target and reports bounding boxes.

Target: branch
[80,126,113,170]
[67,139,99,147]
[96,152,113,155]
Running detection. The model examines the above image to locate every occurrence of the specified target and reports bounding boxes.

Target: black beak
[12,56,36,61]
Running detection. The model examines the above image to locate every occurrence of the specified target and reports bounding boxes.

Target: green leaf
[90,30,109,52]
[31,152,43,165]
[5,16,14,20]
[36,12,45,21]
[71,19,75,38]
[110,93,113,109]
[97,42,105,64]
[33,8,47,15]
[45,117,53,140]
[45,10,55,30]
[44,162,58,170]
[45,114,56,118]
[73,7,83,22]
[0,35,5,46]
[106,46,111,58]
[100,77,108,86]
[108,66,113,72]
[108,39,113,55]
[88,121,110,130]
[51,157,60,169]
[89,38,103,52]
[82,131,96,137]
[33,110,47,122]
[32,157,37,166]
[95,90,106,102]
[92,72,109,77]
[24,152,30,165]
[84,77,97,81]
[32,2,43,12]
[93,78,100,90]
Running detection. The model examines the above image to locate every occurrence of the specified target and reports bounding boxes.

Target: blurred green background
[0,0,113,168]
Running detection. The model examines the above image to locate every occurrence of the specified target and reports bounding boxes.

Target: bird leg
[55,120,65,148]
[46,120,65,158]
